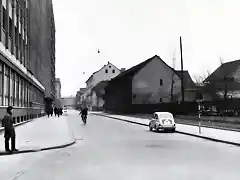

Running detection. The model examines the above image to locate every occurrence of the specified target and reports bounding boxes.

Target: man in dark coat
[50,107,53,116]
[54,107,58,116]
[2,106,18,153]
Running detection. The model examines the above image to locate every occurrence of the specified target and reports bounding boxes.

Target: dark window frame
[160,79,163,86]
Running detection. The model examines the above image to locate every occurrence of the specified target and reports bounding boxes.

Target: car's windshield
[158,114,173,119]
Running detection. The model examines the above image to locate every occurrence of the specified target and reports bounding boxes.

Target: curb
[93,113,240,147]
[122,115,240,132]
[175,120,240,132]
[0,139,76,156]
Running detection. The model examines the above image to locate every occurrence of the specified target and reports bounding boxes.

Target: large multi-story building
[54,78,61,108]
[76,88,86,109]
[0,0,55,122]
[55,78,61,99]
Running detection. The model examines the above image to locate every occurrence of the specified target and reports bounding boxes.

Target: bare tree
[193,70,211,85]
[170,50,176,101]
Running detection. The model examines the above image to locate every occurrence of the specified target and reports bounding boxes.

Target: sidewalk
[0,115,75,155]
[92,112,240,146]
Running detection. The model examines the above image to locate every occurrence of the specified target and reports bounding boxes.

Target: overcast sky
[52,0,240,97]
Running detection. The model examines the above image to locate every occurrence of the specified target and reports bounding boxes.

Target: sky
[52,0,240,97]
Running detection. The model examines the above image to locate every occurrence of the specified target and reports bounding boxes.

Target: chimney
[121,68,126,72]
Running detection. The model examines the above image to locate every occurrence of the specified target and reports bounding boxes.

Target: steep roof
[92,81,108,91]
[204,59,240,82]
[175,70,196,89]
[110,55,176,82]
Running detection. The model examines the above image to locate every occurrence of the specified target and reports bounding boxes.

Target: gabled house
[76,88,86,109]
[203,59,240,99]
[104,55,192,113]
[81,62,121,110]
[175,70,197,102]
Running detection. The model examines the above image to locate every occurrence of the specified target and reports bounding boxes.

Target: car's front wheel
[149,124,153,131]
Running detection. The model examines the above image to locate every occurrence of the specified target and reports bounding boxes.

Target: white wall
[82,62,121,99]
[132,56,181,104]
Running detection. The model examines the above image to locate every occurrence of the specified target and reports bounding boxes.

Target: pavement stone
[0,115,75,155]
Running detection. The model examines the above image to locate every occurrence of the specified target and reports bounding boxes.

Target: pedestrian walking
[46,109,50,118]
[50,107,53,116]
[2,106,18,153]
[57,108,60,117]
[54,107,58,116]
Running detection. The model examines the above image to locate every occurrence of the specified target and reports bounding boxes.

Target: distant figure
[54,107,58,116]
[46,108,51,118]
[57,108,60,117]
[50,107,53,116]
[2,106,18,153]
[60,108,63,115]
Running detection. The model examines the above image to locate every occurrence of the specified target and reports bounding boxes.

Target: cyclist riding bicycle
[79,107,88,119]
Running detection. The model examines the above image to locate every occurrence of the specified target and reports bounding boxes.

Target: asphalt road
[0,112,240,180]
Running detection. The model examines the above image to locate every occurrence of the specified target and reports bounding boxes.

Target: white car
[149,112,176,132]
[63,108,68,115]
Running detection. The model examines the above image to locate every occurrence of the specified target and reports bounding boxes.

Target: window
[12,71,15,106]
[15,27,18,45]
[152,114,158,120]
[159,98,162,102]
[19,77,22,106]
[9,17,13,39]
[10,71,13,106]
[160,79,163,86]
[2,7,7,31]
[112,69,115,73]
[24,82,28,106]
[22,80,25,107]
[4,66,10,106]
[0,63,3,105]
[133,94,136,99]
[109,66,111,68]
[15,74,19,106]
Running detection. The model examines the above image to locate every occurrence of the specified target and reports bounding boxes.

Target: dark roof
[92,81,108,96]
[175,70,196,89]
[92,81,108,91]
[204,59,240,82]
[110,55,176,82]
[79,88,86,93]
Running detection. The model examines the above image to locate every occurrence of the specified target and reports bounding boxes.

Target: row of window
[1,0,29,67]
[0,61,44,107]
[105,69,115,73]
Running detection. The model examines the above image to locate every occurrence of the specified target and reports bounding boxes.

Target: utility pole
[180,36,184,103]
[171,49,176,101]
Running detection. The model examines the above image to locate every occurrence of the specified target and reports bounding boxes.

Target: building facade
[55,78,61,99]
[104,55,196,113]
[61,96,76,109]
[54,77,61,108]
[0,0,55,122]
[76,88,86,110]
[81,62,121,110]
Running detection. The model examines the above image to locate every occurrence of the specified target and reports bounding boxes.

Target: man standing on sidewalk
[2,106,18,153]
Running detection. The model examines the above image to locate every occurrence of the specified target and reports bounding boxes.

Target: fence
[106,99,240,117]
